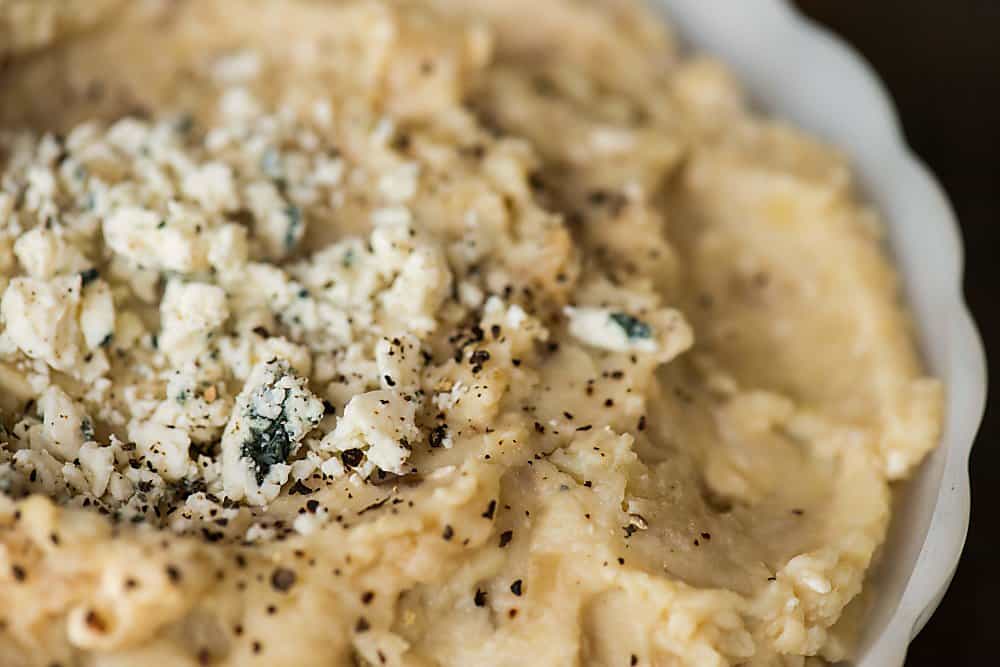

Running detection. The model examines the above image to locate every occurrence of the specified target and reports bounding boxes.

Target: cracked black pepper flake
[79,267,99,286]
[355,617,370,633]
[361,591,375,604]
[428,424,448,448]
[165,565,182,584]
[510,579,523,596]
[631,655,638,666]
[306,499,320,513]
[499,530,513,548]
[11,565,26,582]
[482,500,497,520]
[270,567,296,592]
[474,588,488,607]
[289,480,314,496]
[442,525,454,540]
[341,448,364,468]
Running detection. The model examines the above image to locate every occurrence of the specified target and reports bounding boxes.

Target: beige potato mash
[0,1,943,666]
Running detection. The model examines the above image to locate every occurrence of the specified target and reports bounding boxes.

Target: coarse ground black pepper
[270,567,297,592]
[482,500,497,519]
[341,448,364,468]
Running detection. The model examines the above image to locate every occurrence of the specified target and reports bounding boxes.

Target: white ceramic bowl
[652,1,987,664]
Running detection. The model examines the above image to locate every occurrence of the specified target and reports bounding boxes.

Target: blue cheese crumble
[222,360,325,505]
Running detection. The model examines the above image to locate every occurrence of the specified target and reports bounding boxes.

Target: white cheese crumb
[565,306,657,353]
[322,390,419,475]
[181,162,239,213]
[13,227,90,279]
[159,280,229,364]
[1,274,84,373]
[77,443,114,497]
[128,420,193,482]
[79,280,115,350]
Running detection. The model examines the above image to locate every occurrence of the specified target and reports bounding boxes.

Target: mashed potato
[0,1,942,665]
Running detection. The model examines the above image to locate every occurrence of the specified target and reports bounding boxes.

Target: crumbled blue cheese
[128,420,193,482]
[0,83,634,545]
[158,280,229,364]
[103,204,210,274]
[566,305,694,362]
[565,306,659,353]
[1,274,84,373]
[151,362,232,443]
[77,442,115,497]
[321,389,419,476]
[245,181,303,258]
[21,385,90,461]
[221,360,325,505]
[79,279,116,350]
[207,223,249,277]
[13,226,90,279]
[181,162,239,213]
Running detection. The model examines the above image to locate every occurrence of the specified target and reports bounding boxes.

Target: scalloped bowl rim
[651,1,987,665]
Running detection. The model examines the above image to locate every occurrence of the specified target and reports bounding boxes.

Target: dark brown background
[791,2,997,666]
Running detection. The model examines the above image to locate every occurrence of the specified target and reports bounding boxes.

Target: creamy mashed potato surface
[0,1,943,666]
